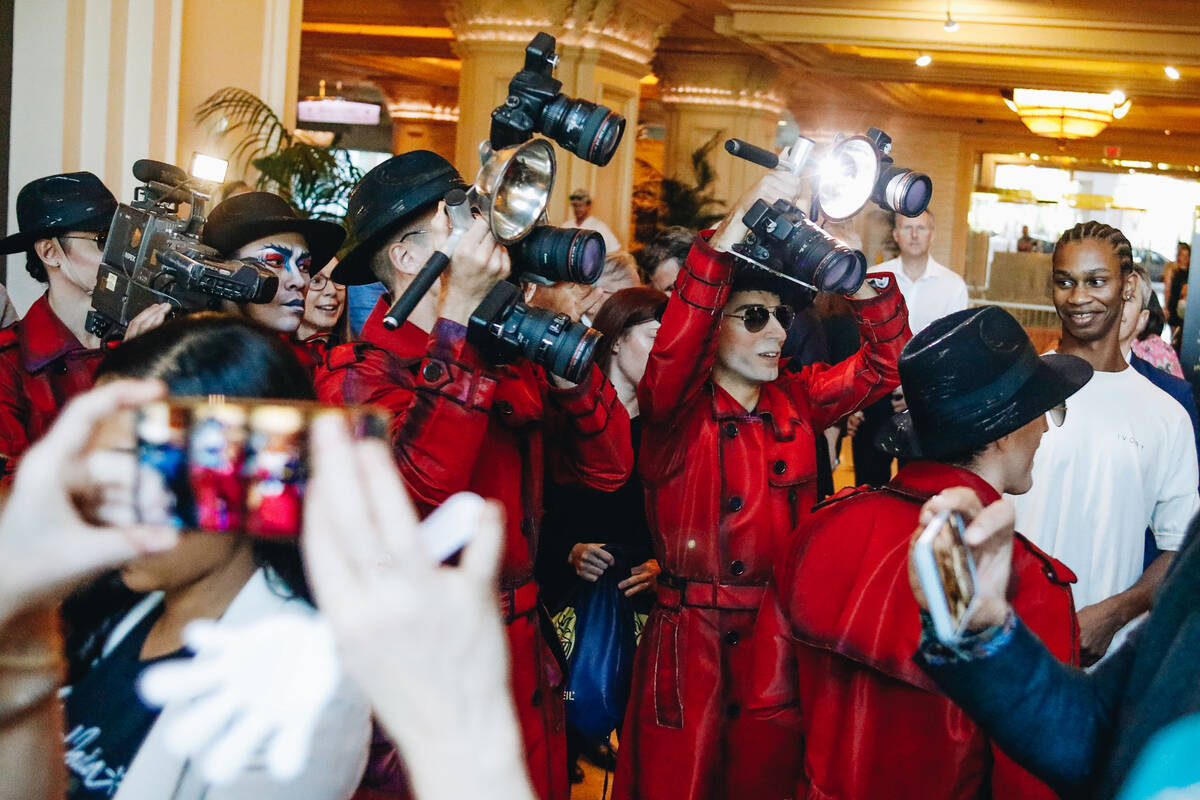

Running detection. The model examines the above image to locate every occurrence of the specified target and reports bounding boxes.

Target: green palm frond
[196,87,292,173]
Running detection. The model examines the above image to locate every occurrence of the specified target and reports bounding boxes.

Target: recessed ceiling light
[915,54,932,67]
[1165,66,1181,80]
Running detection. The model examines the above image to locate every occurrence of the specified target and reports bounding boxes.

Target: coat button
[727,496,743,512]
[421,361,443,382]
[531,688,543,706]
[495,400,514,415]
[723,422,738,438]
[729,560,745,576]
[724,630,740,646]
[787,488,798,504]
[773,460,787,475]
[726,702,741,719]
[54,362,69,375]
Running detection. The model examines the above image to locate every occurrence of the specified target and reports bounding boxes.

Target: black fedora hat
[877,306,1092,459]
[202,192,345,272]
[332,150,466,286]
[0,172,117,255]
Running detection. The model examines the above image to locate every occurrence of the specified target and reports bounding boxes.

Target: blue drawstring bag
[563,545,637,743]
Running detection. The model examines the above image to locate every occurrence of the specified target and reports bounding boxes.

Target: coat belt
[498,576,538,624]
[656,573,766,611]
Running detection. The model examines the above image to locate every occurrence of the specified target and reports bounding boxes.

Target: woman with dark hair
[297,260,350,358]
[60,313,370,800]
[537,286,665,780]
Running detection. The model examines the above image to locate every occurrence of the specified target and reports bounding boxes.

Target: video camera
[86,160,278,342]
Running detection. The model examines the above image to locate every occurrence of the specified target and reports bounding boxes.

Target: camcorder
[86,159,279,342]
[384,32,623,382]
[725,130,932,296]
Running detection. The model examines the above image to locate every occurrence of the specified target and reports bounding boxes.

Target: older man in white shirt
[562,188,622,255]
[852,210,969,486]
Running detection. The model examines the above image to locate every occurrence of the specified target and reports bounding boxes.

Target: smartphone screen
[914,510,978,643]
[135,398,387,537]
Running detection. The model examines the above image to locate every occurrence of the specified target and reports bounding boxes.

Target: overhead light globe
[943,13,959,32]
[817,136,879,220]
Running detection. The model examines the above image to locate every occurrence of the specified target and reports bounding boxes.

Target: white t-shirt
[1012,365,1199,614]
[869,256,968,334]
[561,213,622,256]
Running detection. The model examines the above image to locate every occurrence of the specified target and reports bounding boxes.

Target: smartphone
[912,510,978,645]
[135,397,387,538]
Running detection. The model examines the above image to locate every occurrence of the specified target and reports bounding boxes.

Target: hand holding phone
[912,510,977,644]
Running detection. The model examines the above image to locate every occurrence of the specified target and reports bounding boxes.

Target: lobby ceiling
[298,0,1200,137]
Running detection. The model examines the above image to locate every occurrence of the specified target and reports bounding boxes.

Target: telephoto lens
[540,95,626,167]
[468,281,602,383]
[873,164,933,218]
[508,226,606,284]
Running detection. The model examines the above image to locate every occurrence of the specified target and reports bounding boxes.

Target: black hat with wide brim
[876,306,1093,460]
[202,192,345,271]
[331,151,466,286]
[0,171,117,254]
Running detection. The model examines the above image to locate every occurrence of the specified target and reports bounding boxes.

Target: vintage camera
[733,199,867,296]
[509,225,605,285]
[86,160,279,342]
[468,281,601,384]
[490,32,626,167]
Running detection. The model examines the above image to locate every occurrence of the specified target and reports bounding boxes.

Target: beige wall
[6,0,301,314]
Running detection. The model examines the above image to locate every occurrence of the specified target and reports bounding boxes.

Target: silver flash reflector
[816,136,879,221]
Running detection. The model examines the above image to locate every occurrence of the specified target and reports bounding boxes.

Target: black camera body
[490,33,626,167]
[86,161,279,342]
[468,281,601,384]
[734,199,867,296]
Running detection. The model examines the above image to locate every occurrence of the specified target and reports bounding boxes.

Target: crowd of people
[0,147,1198,800]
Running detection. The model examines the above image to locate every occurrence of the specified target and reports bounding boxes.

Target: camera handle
[382,189,472,331]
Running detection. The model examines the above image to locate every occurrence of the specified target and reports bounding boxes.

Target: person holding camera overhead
[315,150,633,800]
[747,306,1089,800]
[612,169,911,800]
[0,173,172,479]
[201,191,346,373]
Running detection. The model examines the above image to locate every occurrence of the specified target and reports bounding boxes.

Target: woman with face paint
[202,193,346,372]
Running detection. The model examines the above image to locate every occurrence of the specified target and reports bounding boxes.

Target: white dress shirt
[869,255,968,334]
[561,213,622,256]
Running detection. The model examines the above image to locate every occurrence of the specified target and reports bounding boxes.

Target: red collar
[19,293,93,373]
[888,461,1002,506]
[359,295,429,357]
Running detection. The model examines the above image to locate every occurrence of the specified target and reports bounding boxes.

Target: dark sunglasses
[60,231,108,250]
[723,304,795,333]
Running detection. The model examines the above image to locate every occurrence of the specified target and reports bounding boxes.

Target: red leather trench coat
[316,298,632,800]
[0,293,104,478]
[749,462,1079,799]
[612,236,910,800]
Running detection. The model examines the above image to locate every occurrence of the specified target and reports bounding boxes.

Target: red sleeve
[779,275,911,431]
[637,233,731,427]
[746,580,803,729]
[0,344,30,480]
[544,364,633,491]
[314,320,498,510]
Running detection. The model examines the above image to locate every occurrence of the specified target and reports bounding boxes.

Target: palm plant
[195,87,362,221]
[632,132,727,245]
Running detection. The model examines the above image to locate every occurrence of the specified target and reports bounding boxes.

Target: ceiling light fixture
[915,53,932,67]
[1165,66,1181,80]
[943,1,959,32]
[1002,88,1132,140]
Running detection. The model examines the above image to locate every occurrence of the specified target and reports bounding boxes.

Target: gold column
[447,0,684,250]
[657,53,783,215]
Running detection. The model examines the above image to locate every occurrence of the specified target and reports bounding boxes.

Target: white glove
[138,613,340,784]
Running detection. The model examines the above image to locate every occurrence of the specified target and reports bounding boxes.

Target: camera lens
[875,164,933,218]
[541,95,626,167]
[468,282,602,383]
[509,226,606,284]
[781,215,867,295]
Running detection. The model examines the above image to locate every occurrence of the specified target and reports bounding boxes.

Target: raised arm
[544,364,633,492]
[781,278,910,432]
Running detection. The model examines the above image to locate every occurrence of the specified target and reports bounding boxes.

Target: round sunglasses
[722,304,796,333]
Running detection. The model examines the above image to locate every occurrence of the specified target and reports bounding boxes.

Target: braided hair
[1052,221,1134,274]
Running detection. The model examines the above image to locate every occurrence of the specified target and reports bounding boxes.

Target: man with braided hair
[1012,221,1199,665]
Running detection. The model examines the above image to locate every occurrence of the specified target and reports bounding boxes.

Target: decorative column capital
[656,52,784,115]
